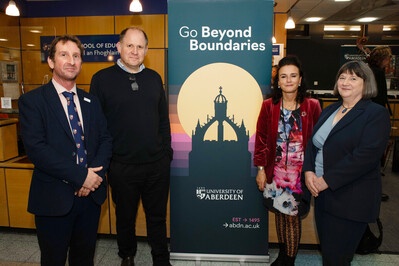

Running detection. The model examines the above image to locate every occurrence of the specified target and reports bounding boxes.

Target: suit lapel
[329,100,368,136]
[44,83,75,144]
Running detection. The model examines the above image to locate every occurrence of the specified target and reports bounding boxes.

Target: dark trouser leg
[35,215,71,266]
[68,197,101,266]
[315,201,367,266]
[35,196,100,266]
[141,156,171,266]
[109,161,141,259]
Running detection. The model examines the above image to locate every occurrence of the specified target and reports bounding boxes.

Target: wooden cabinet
[6,168,35,228]
[0,168,9,226]
[0,119,18,162]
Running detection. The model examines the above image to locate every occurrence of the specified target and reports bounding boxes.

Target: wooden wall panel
[144,49,165,83]
[21,51,52,85]
[22,84,42,94]
[165,15,168,49]
[76,62,114,85]
[274,14,287,52]
[115,15,166,49]
[20,17,67,50]
[6,168,35,229]
[66,16,115,35]
[0,14,21,50]
[0,168,9,227]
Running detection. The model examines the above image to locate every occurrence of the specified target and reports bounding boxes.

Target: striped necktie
[62,91,87,167]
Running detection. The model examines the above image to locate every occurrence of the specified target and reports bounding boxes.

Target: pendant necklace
[341,104,353,114]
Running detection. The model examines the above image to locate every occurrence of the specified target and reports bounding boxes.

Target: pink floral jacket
[253,97,322,183]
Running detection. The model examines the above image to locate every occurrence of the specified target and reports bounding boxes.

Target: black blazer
[19,82,113,216]
[303,99,390,222]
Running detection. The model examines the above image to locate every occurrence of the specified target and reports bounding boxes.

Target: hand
[305,171,328,197]
[305,171,319,197]
[314,176,328,194]
[75,187,91,197]
[256,170,267,191]
[82,166,103,192]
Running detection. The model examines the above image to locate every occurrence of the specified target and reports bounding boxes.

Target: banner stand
[168,0,274,263]
[170,253,269,263]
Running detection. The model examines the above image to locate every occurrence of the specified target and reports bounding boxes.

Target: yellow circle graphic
[177,62,263,140]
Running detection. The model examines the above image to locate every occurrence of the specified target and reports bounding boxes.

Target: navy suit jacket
[18,81,113,216]
[303,99,390,222]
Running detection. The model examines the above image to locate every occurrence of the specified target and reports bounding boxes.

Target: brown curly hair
[367,46,392,69]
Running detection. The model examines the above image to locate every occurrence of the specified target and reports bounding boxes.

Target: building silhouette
[189,86,252,179]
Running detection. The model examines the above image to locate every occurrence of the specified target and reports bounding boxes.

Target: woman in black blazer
[303,60,391,265]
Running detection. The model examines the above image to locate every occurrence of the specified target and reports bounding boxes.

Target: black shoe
[271,251,286,266]
[382,193,389,202]
[121,256,134,266]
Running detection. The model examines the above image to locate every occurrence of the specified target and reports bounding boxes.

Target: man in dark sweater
[90,27,173,266]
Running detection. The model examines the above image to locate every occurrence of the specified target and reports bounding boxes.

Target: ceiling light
[285,17,295,29]
[357,17,378,23]
[129,0,143,12]
[324,26,345,31]
[0,38,9,42]
[272,36,276,44]
[383,26,392,31]
[5,1,20,17]
[305,17,323,22]
[349,26,361,31]
[334,0,351,2]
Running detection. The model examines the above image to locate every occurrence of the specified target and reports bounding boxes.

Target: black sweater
[371,65,388,107]
[90,65,172,164]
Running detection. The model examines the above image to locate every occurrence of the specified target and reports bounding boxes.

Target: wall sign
[40,35,119,62]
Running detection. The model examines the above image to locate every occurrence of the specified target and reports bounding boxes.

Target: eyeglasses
[129,75,139,91]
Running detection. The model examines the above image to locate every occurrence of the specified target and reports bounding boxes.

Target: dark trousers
[109,156,171,265]
[35,196,101,266]
[315,198,367,266]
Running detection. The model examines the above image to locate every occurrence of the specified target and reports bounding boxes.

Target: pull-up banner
[168,0,273,262]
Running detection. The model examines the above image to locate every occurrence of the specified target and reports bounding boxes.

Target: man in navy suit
[18,35,112,266]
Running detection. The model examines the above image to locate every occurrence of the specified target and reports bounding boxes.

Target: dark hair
[119,26,148,46]
[48,35,84,62]
[333,60,377,99]
[367,46,392,69]
[271,55,307,104]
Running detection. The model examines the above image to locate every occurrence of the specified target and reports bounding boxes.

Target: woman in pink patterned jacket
[254,56,321,266]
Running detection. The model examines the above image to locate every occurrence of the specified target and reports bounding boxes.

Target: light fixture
[357,17,378,23]
[272,36,277,44]
[305,17,323,23]
[129,0,143,12]
[285,16,295,29]
[284,0,295,29]
[5,1,20,16]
